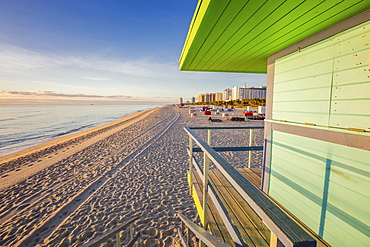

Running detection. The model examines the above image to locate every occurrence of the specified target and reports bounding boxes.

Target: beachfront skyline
[0,1,267,105]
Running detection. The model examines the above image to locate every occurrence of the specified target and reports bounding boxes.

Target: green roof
[179,0,370,73]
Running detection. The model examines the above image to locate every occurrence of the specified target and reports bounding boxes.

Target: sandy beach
[0,106,264,247]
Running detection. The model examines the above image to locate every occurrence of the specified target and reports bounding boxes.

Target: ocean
[0,104,161,157]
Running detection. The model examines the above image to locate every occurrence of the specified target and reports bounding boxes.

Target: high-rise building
[191,97,195,103]
[179,97,183,104]
[248,86,266,99]
[196,85,264,104]
[209,93,216,102]
[232,87,241,100]
[223,88,232,101]
[205,93,210,102]
[215,92,223,101]
[232,85,266,100]
[198,94,206,103]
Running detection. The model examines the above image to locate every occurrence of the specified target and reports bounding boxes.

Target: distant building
[231,87,242,100]
[247,86,266,99]
[209,93,216,102]
[197,86,264,103]
[191,97,196,103]
[178,97,183,104]
[215,92,223,101]
[205,93,210,102]
[223,88,232,101]
[198,94,206,103]
[232,85,266,100]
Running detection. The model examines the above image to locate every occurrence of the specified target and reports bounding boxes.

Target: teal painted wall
[273,20,370,130]
[269,20,370,246]
[330,22,370,130]
[269,131,370,247]
[273,39,333,126]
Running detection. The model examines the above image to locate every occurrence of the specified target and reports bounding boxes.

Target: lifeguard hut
[178,1,369,246]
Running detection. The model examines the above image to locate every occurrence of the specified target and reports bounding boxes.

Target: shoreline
[0,107,159,164]
[0,107,158,190]
[0,104,162,159]
[0,107,158,164]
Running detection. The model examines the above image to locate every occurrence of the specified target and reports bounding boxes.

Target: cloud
[0,44,267,102]
[0,90,132,99]
[0,44,175,78]
[0,90,176,105]
[83,77,114,81]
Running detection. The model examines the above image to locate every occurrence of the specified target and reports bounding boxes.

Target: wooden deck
[190,167,331,247]
[190,168,271,247]
[185,126,329,247]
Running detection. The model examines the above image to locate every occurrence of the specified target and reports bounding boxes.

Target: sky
[0,0,266,105]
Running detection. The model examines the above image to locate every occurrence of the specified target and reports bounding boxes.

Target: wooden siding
[179,0,370,73]
[273,20,370,131]
[269,131,370,247]
[330,21,370,130]
[273,38,334,126]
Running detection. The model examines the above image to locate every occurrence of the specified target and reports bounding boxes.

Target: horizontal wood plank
[192,169,235,246]
[210,169,270,247]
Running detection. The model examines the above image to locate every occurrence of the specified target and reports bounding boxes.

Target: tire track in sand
[16,111,180,247]
[0,108,177,246]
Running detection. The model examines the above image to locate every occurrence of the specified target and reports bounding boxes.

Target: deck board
[189,167,270,247]
[213,169,271,244]
[190,166,331,247]
[210,170,269,247]
[238,168,262,188]
[191,169,235,246]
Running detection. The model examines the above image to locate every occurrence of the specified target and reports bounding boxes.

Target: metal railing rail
[81,216,140,247]
[186,126,263,168]
[184,126,316,247]
[178,213,231,247]
[191,146,263,152]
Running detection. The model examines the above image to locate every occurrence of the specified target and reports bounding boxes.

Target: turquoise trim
[272,170,370,238]
[319,159,332,237]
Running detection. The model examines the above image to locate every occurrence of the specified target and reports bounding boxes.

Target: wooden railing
[178,213,231,247]
[184,126,316,247]
[81,217,140,247]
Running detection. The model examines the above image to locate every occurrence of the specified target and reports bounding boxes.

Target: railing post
[186,227,191,246]
[207,129,211,145]
[189,136,194,195]
[130,223,134,239]
[202,153,210,229]
[248,128,254,168]
[181,220,184,232]
[200,130,212,247]
[270,230,278,247]
[202,129,211,232]
[116,232,121,247]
